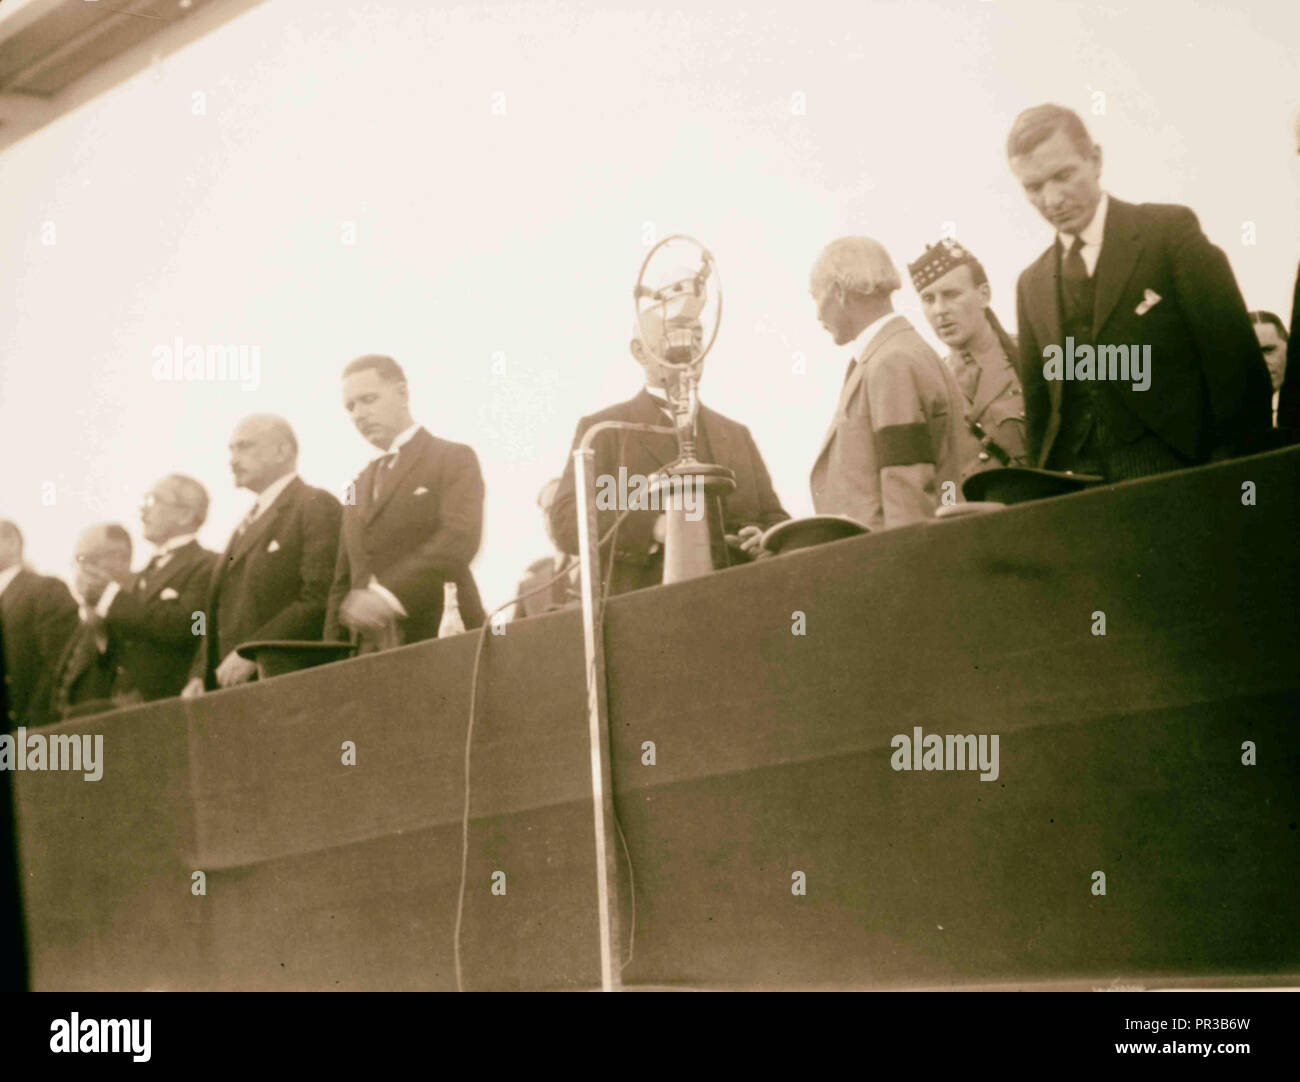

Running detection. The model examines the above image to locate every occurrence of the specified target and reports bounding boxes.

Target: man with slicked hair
[71,475,219,703]
[1006,103,1270,479]
[0,520,78,728]
[183,415,341,694]
[326,354,486,649]
[809,236,968,529]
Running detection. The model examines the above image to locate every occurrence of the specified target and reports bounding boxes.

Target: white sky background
[2,0,1298,612]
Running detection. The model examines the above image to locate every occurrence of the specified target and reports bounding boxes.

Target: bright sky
[2,0,1298,612]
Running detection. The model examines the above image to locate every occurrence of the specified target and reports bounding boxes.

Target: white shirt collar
[377,423,421,458]
[849,310,899,364]
[644,384,669,402]
[154,532,198,557]
[252,471,298,517]
[1057,192,1109,271]
[0,563,22,598]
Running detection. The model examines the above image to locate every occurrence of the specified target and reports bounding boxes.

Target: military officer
[909,240,1029,478]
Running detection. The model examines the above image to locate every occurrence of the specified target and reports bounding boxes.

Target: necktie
[135,553,164,593]
[371,449,399,502]
[956,350,981,402]
[1062,234,1093,328]
[235,504,259,538]
[843,356,858,385]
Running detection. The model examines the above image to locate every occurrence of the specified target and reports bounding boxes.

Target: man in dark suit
[1006,103,1271,480]
[71,475,218,704]
[549,313,789,596]
[0,521,77,729]
[182,416,342,694]
[48,523,134,720]
[325,355,485,650]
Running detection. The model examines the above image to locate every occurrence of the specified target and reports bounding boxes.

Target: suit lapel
[1090,197,1143,339]
[226,479,298,568]
[137,540,201,600]
[697,407,726,469]
[628,391,678,469]
[364,428,429,526]
[1026,248,1064,454]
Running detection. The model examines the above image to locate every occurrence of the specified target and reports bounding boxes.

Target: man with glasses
[73,475,218,704]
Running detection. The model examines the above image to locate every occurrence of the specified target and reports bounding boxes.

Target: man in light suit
[808,236,968,530]
[910,239,1029,479]
[549,311,789,596]
[1006,103,1271,480]
[183,416,342,694]
[325,355,485,650]
[0,521,78,729]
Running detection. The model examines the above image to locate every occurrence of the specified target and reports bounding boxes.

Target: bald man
[809,236,968,529]
[48,524,135,719]
[183,415,342,694]
[0,520,78,729]
[549,310,789,596]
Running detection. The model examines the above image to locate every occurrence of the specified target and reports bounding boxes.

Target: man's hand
[214,651,258,688]
[340,588,396,631]
[180,677,205,700]
[734,524,766,557]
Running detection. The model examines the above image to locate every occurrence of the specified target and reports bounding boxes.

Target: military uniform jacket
[945,333,1030,479]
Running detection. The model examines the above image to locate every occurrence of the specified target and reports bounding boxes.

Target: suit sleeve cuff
[367,577,408,618]
[95,580,121,618]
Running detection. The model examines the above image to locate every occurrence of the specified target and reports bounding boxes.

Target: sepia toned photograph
[0,0,1297,1018]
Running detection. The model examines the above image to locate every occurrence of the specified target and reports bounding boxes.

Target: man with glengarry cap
[909,238,1029,480]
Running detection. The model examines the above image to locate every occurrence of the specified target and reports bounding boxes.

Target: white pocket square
[266,539,281,553]
[412,486,429,496]
[159,587,180,601]
[1135,289,1162,315]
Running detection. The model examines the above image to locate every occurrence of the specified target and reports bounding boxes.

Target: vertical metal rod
[573,444,621,991]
